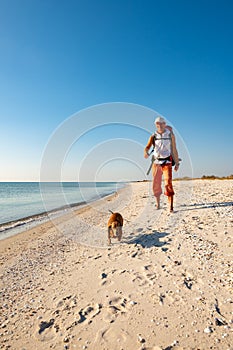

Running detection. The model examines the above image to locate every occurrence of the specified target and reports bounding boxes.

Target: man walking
[144,116,180,212]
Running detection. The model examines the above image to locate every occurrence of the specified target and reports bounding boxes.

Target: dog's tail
[108,210,114,214]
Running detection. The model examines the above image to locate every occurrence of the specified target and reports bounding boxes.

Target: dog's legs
[168,195,174,212]
[108,227,112,245]
[117,227,123,241]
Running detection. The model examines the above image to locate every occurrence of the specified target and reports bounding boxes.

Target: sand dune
[0,180,232,350]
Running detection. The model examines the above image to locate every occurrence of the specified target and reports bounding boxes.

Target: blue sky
[0,0,232,181]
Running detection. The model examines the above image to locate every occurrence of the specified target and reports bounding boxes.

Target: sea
[0,182,125,239]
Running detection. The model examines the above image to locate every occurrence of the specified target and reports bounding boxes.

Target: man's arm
[144,135,154,158]
[170,132,180,171]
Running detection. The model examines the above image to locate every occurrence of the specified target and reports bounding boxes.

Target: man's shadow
[125,230,170,248]
[179,201,233,211]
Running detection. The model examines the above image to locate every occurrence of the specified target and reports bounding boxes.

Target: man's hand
[144,150,149,159]
[174,164,179,172]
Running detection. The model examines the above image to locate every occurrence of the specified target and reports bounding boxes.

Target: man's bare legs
[162,164,175,212]
[153,164,175,212]
[152,164,162,209]
[168,195,174,212]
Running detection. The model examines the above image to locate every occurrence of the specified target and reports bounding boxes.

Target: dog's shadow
[125,230,170,248]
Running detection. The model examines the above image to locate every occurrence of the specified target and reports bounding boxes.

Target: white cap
[154,116,166,124]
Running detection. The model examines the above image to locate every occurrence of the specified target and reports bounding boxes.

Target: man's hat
[154,116,166,124]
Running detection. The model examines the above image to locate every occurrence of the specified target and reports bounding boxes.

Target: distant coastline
[133,174,233,182]
[174,174,233,181]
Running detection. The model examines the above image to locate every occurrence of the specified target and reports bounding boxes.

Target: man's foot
[156,196,160,210]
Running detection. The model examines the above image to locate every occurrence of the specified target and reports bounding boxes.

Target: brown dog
[107,211,123,245]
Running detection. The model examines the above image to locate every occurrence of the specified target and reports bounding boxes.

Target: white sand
[0,180,232,350]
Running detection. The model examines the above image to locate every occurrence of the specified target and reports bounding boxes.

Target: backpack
[152,132,175,166]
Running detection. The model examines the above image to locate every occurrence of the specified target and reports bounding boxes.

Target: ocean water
[0,182,124,234]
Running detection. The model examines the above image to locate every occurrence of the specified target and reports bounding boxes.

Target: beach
[0,179,232,350]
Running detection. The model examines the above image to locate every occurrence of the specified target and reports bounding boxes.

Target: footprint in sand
[131,272,150,287]
[99,270,116,287]
[94,326,128,349]
[103,296,131,323]
[54,294,79,311]
[65,303,102,331]
[142,264,158,283]
[131,265,158,288]
[101,326,128,345]
[76,303,102,324]
[150,290,185,306]
[34,318,58,342]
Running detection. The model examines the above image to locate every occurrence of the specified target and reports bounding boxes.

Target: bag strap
[152,131,171,146]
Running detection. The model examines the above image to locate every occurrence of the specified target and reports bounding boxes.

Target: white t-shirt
[154,129,172,165]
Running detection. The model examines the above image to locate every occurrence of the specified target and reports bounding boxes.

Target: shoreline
[0,187,125,241]
[0,181,133,268]
[0,186,126,261]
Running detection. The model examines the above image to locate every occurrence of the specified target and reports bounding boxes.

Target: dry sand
[0,180,232,350]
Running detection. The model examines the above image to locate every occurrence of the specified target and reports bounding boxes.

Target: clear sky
[0,0,232,181]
